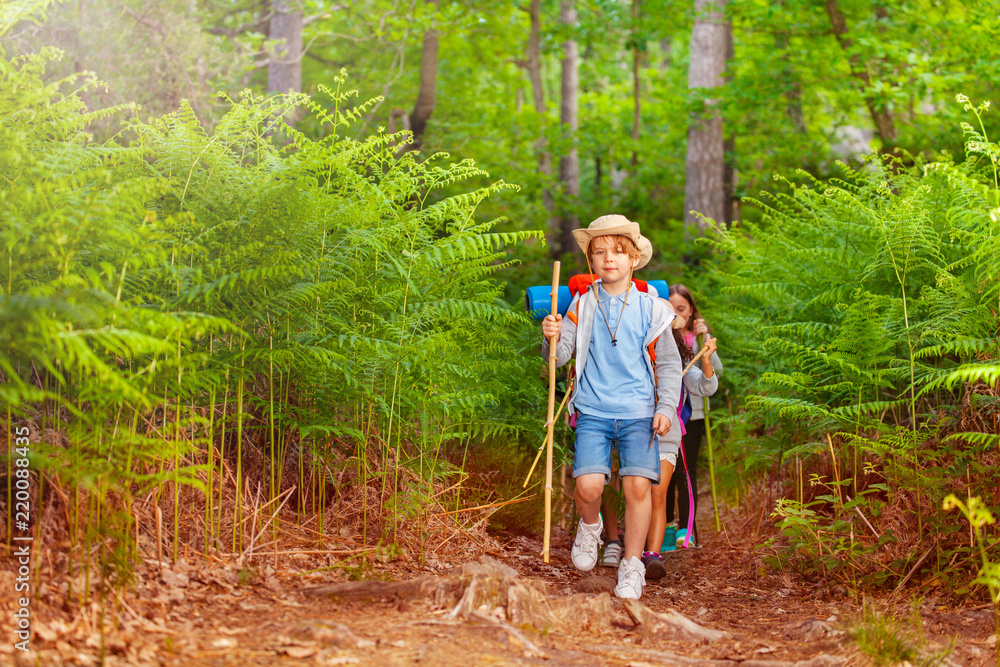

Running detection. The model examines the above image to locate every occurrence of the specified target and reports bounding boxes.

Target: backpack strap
[568,273,649,296]
[647,337,659,403]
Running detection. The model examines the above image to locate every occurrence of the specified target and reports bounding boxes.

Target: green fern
[703,95,1000,592]
[1,20,546,586]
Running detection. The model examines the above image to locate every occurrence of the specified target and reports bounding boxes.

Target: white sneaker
[570,518,603,571]
[601,539,623,567]
[615,556,646,599]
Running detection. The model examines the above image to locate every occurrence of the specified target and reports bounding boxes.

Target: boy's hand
[542,313,562,343]
[653,413,671,436]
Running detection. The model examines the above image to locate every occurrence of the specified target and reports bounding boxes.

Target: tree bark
[684,0,728,233]
[521,0,555,223]
[630,0,642,169]
[557,0,579,257]
[659,37,672,72]
[776,32,807,134]
[722,16,737,229]
[388,108,410,135]
[407,0,439,152]
[823,0,897,149]
[525,0,546,116]
[266,0,302,95]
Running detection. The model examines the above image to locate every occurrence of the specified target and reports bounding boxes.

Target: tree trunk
[776,34,807,134]
[631,0,642,169]
[659,37,672,72]
[684,0,728,233]
[388,108,410,135]
[722,16,737,229]
[267,0,302,95]
[525,0,546,116]
[557,0,579,257]
[522,0,554,224]
[824,0,897,149]
[781,41,808,134]
[407,0,439,152]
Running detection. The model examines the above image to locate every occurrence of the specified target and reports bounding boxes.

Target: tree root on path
[622,597,730,645]
[302,554,848,665]
[303,555,611,634]
[586,643,849,666]
[467,610,548,659]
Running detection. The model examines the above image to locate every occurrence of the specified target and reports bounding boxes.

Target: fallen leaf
[278,645,318,658]
[161,570,190,588]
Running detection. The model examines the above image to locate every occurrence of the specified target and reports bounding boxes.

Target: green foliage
[7,0,1000,304]
[943,495,1000,608]
[849,601,951,667]
[704,97,1000,593]
[764,479,894,586]
[0,28,545,580]
[4,0,243,131]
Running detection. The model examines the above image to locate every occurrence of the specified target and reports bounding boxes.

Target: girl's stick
[523,377,574,489]
[699,331,722,532]
[704,400,721,532]
[542,260,560,563]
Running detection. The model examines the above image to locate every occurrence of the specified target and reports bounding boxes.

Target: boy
[541,214,682,599]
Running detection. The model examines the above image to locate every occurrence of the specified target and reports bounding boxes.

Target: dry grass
[0,418,529,620]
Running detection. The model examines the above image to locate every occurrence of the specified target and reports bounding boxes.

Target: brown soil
[2,497,994,667]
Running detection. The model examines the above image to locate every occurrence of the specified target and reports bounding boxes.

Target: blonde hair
[587,235,640,262]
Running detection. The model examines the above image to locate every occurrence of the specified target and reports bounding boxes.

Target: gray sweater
[684,335,722,421]
[541,287,684,455]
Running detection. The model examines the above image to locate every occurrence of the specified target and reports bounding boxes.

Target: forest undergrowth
[700,93,1000,630]
[0,15,547,622]
[2,6,1000,660]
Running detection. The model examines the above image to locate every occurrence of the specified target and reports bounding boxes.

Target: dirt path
[4,507,993,667]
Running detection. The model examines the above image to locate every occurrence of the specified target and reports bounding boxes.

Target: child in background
[541,215,682,599]
[640,312,693,578]
[599,469,624,567]
[665,284,722,549]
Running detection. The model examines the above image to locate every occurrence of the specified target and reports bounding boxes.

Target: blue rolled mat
[524,279,671,319]
[646,280,670,299]
[525,285,572,319]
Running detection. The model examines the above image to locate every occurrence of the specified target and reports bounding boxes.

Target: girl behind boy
[665,284,722,549]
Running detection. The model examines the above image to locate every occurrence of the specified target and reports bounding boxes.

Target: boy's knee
[575,475,605,502]
[622,476,651,501]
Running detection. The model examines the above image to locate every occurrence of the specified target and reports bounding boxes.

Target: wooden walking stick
[523,377,574,489]
[700,331,723,532]
[542,260,560,563]
[705,395,722,532]
[681,345,710,377]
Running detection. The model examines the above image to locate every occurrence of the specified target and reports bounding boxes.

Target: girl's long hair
[673,329,694,366]
[669,284,712,335]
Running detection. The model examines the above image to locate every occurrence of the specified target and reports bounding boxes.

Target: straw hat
[571,214,653,269]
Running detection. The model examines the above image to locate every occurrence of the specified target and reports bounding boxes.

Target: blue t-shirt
[574,282,655,420]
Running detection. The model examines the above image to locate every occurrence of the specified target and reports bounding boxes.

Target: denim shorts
[573,413,660,483]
